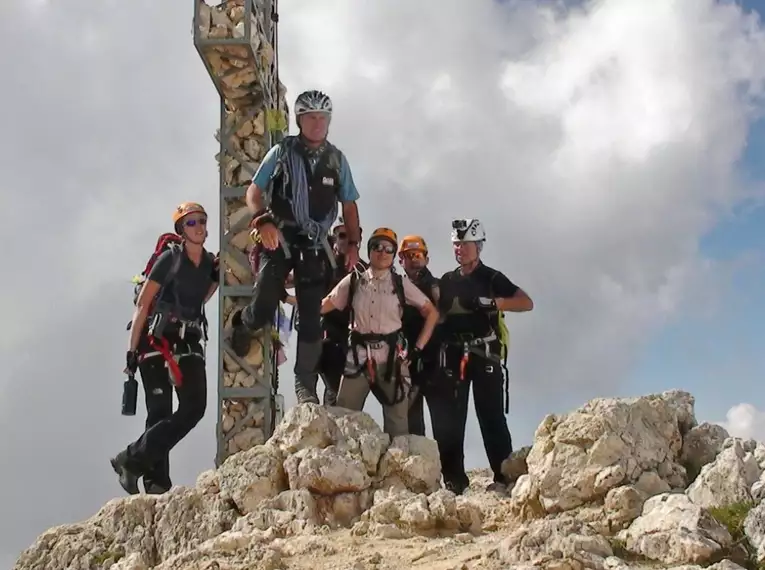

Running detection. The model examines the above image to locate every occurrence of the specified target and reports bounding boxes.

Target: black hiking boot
[110,451,140,495]
[444,479,468,496]
[294,341,322,404]
[230,309,252,358]
[144,480,171,494]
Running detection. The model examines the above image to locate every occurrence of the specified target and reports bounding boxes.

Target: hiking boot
[294,341,322,404]
[444,480,468,496]
[110,451,140,495]
[323,389,338,407]
[486,481,508,494]
[296,387,320,404]
[229,309,252,358]
[144,481,171,494]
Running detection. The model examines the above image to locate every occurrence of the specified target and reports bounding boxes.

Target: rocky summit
[14,391,765,570]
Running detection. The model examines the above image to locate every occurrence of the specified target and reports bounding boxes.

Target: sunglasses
[370,242,396,254]
[184,217,207,227]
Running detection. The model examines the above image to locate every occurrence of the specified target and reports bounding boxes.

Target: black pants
[319,338,346,406]
[428,343,512,490]
[407,360,437,436]
[242,241,329,398]
[125,336,207,482]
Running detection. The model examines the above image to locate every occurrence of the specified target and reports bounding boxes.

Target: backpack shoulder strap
[347,270,359,327]
[326,143,343,172]
[348,270,359,306]
[393,271,406,312]
[165,242,184,285]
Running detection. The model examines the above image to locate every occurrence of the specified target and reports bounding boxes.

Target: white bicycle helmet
[294,90,333,117]
[451,219,486,242]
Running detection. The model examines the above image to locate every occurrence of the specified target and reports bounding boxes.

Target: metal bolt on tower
[192,0,289,467]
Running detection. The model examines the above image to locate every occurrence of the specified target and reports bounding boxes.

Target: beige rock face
[620,493,732,565]
[680,422,730,482]
[196,0,290,465]
[15,391,761,570]
[512,390,692,517]
[686,437,762,509]
[12,404,444,570]
[498,515,613,569]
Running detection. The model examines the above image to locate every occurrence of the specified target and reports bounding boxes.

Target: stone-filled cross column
[193,0,289,467]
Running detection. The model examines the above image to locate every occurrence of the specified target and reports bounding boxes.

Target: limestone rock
[217,444,287,514]
[329,407,391,475]
[283,446,372,494]
[377,435,442,494]
[680,422,729,482]
[686,437,761,508]
[354,487,483,537]
[16,389,758,570]
[744,500,765,563]
[620,492,732,565]
[498,515,613,569]
[233,488,321,536]
[12,489,238,570]
[603,485,645,531]
[501,445,531,483]
[517,392,691,515]
[267,403,342,455]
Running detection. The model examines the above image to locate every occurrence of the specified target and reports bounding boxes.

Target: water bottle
[121,374,138,416]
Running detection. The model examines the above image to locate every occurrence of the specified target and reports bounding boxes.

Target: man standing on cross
[229,89,362,405]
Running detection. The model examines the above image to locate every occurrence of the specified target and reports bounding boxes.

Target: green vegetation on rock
[707,501,760,570]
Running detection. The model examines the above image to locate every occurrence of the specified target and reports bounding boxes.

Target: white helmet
[451,219,486,242]
[294,90,333,117]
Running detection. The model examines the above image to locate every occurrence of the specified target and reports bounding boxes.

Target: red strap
[148,335,184,387]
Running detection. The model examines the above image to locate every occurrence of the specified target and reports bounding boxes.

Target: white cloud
[275,0,765,405]
[719,403,765,441]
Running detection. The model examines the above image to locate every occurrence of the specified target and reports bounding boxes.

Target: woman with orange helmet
[111,201,219,496]
[319,227,440,437]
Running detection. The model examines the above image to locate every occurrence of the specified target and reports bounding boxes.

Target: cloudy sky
[2,0,765,565]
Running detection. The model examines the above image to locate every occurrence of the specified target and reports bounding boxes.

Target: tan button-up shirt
[328,268,429,335]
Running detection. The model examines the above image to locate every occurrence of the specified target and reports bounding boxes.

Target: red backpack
[127,233,185,331]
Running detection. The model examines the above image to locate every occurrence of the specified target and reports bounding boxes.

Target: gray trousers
[336,347,411,437]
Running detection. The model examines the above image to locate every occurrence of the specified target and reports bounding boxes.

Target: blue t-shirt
[252,142,360,202]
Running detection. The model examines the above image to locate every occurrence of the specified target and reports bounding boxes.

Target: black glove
[408,346,423,373]
[461,296,497,312]
[125,350,139,376]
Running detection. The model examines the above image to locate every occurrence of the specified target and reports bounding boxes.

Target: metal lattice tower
[192,0,289,467]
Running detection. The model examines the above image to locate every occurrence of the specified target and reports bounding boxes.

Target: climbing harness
[344,268,410,407]
[441,332,499,381]
[138,315,207,388]
[440,331,508,412]
[128,238,211,388]
[346,330,409,407]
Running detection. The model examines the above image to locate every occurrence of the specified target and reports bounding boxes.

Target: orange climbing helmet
[368,227,398,250]
[172,202,207,233]
[399,235,428,255]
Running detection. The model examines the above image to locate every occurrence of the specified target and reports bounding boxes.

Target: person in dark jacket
[398,235,440,435]
[430,218,533,495]
[318,222,368,405]
[111,202,219,495]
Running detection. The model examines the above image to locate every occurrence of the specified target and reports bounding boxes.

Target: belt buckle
[367,341,385,350]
